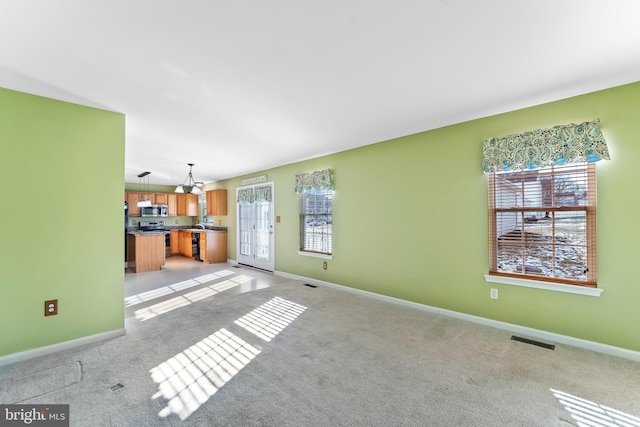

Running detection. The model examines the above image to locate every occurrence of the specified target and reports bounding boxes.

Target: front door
[237,183,275,271]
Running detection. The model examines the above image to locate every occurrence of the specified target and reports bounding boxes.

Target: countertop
[127,231,167,236]
[127,227,227,236]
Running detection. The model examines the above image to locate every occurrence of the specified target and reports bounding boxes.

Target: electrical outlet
[45,299,58,316]
[322,261,327,270]
[490,288,498,300]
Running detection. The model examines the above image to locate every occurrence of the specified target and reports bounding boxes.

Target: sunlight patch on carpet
[134,276,248,321]
[552,389,640,427]
[151,328,260,421]
[125,269,235,307]
[150,296,306,421]
[234,297,307,342]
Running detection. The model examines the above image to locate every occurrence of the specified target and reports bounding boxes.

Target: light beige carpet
[4,361,81,403]
[1,265,639,426]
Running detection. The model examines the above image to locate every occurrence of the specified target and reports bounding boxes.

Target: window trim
[487,163,597,287]
[298,189,333,256]
[298,251,333,260]
[484,274,603,297]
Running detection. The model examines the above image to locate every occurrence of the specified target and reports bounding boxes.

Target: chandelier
[175,163,202,195]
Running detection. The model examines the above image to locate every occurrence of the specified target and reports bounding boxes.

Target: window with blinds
[299,189,333,255]
[487,163,597,286]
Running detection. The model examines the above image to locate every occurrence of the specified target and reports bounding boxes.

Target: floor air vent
[304,283,318,288]
[511,335,555,350]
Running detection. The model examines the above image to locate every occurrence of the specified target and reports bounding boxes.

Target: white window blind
[299,190,333,255]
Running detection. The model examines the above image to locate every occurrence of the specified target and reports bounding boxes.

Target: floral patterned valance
[237,184,273,204]
[294,169,334,194]
[483,119,610,173]
[237,187,254,205]
[254,185,272,202]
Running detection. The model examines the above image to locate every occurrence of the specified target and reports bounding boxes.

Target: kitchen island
[127,231,165,273]
[127,227,228,273]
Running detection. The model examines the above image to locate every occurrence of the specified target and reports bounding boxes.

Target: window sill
[484,275,603,297]
[298,251,333,260]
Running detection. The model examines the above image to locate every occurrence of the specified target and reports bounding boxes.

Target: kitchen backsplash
[127,216,194,229]
[127,216,227,229]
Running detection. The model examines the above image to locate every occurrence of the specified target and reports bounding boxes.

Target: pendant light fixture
[137,171,152,207]
[175,163,202,195]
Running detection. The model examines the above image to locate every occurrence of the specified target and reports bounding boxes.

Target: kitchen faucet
[196,223,205,229]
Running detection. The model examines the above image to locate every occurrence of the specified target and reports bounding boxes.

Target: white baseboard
[0,328,126,367]
[5,270,635,367]
[274,270,640,362]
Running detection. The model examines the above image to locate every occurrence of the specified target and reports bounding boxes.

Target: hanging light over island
[137,171,153,207]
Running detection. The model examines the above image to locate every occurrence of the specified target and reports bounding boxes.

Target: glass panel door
[236,183,275,271]
[237,203,253,265]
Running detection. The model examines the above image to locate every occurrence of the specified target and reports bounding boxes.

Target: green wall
[2,80,636,357]
[220,81,640,352]
[0,87,125,356]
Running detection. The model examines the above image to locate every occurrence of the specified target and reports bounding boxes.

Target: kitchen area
[124,187,228,273]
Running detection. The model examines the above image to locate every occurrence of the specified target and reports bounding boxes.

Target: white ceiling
[1,0,639,186]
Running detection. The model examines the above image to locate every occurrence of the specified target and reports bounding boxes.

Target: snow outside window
[487,163,598,287]
[299,190,333,255]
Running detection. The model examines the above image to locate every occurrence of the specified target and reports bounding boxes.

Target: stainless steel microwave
[141,204,168,217]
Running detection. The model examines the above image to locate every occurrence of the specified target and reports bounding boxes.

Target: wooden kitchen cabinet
[178,230,193,257]
[125,192,141,216]
[170,231,180,255]
[167,193,177,216]
[127,190,195,217]
[201,231,227,264]
[126,191,156,216]
[177,194,186,216]
[174,230,227,262]
[187,194,198,216]
[206,190,227,216]
[154,193,168,204]
[177,194,198,216]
